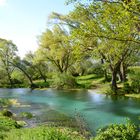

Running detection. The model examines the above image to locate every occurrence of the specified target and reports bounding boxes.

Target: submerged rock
[0,109,13,117]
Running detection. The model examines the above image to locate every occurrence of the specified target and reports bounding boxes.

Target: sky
[0,0,73,57]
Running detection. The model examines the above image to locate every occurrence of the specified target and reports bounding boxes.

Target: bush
[34,81,49,88]
[129,67,140,93]
[123,82,131,93]
[52,73,77,89]
[93,121,139,140]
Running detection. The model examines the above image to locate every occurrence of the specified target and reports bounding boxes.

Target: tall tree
[24,52,48,82]
[38,25,76,73]
[69,0,140,92]
[0,38,17,87]
[10,56,34,87]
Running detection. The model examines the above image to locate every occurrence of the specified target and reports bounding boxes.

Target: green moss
[19,112,33,119]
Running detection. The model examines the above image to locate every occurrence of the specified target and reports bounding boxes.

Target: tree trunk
[42,76,47,83]
[118,69,123,82]
[111,70,118,92]
[81,68,85,76]
[17,66,33,87]
[5,67,13,87]
[7,71,13,87]
[104,69,109,82]
[9,61,33,87]
[101,59,109,82]
[119,62,127,82]
[121,64,127,82]
[37,68,47,82]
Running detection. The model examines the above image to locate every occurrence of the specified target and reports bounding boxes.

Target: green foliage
[52,73,77,89]
[93,122,139,140]
[0,116,20,130]
[0,115,21,139]
[11,70,28,87]
[38,25,76,74]
[129,67,140,93]
[69,0,140,90]
[0,38,18,87]
[123,82,131,94]
[4,126,85,140]
[34,81,49,88]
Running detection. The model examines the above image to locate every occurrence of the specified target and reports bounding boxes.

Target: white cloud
[0,0,7,6]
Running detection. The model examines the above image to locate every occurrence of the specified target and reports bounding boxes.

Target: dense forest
[0,0,140,139]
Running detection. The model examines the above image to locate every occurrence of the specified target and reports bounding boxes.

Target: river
[0,88,140,134]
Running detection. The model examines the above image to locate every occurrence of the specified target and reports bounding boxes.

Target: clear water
[0,88,140,133]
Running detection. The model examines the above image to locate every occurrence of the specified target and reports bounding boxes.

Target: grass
[76,74,105,89]
[0,110,86,140]
[125,94,140,98]
[0,109,87,140]
[76,74,98,80]
[4,126,86,140]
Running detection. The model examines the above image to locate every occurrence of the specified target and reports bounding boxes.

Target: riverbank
[125,94,140,99]
[0,98,90,140]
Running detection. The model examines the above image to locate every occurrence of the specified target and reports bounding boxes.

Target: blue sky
[0,0,73,57]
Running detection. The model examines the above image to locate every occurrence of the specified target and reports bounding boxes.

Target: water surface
[0,88,140,133]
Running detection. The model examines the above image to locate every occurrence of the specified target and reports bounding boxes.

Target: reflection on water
[0,88,140,133]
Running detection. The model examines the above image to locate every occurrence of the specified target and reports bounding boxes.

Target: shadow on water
[103,95,140,124]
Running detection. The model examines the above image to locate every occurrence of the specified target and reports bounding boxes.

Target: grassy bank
[33,73,140,99]
[125,94,140,98]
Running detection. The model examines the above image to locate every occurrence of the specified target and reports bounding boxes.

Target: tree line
[0,0,139,92]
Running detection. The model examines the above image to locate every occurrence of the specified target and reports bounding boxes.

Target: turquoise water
[0,88,140,133]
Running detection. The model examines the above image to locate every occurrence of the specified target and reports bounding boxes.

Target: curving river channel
[0,88,140,134]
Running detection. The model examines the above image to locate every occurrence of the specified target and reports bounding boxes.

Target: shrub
[129,67,140,93]
[52,73,77,89]
[123,82,131,93]
[93,121,139,140]
[34,81,49,88]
